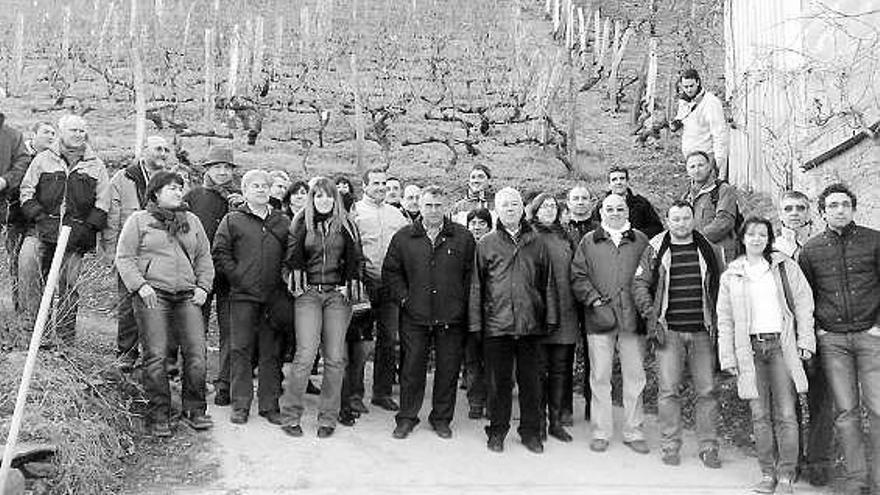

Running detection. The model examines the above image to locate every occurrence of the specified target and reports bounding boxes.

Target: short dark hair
[779,190,810,205]
[466,207,492,225]
[608,166,630,180]
[386,176,401,184]
[334,175,353,188]
[817,183,857,213]
[361,166,386,185]
[421,185,445,198]
[146,171,185,202]
[470,164,491,179]
[667,199,694,216]
[680,68,701,82]
[282,180,309,205]
[685,150,711,164]
[736,216,776,263]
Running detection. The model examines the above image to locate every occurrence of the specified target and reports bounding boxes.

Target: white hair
[241,169,271,191]
[494,187,522,204]
[57,114,86,131]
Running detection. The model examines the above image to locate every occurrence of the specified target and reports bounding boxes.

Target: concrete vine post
[204,28,215,128]
[14,13,25,95]
[352,52,365,173]
[252,17,265,94]
[131,24,147,159]
[227,24,240,99]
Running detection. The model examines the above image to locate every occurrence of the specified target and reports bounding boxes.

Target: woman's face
[156,182,184,209]
[536,198,558,225]
[313,188,335,214]
[289,187,307,213]
[270,179,290,199]
[743,223,769,257]
[468,218,490,240]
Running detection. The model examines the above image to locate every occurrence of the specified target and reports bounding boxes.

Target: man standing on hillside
[633,200,724,468]
[104,135,172,371]
[682,151,739,262]
[353,167,410,412]
[799,183,880,495]
[672,69,730,180]
[588,167,664,238]
[19,114,110,345]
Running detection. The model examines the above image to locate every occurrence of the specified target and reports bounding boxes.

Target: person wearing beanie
[115,171,215,437]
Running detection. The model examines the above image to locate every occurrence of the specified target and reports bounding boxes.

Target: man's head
[685,151,714,186]
[818,183,857,230]
[29,121,56,152]
[778,191,811,230]
[385,177,402,205]
[57,115,88,150]
[269,170,291,199]
[202,147,235,186]
[608,166,630,196]
[494,187,524,229]
[679,68,702,101]
[599,193,629,230]
[567,185,593,219]
[142,135,171,172]
[403,184,421,213]
[361,167,387,203]
[419,186,446,228]
[666,200,695,240]
[240,169,271,207]
[468,164,491,193]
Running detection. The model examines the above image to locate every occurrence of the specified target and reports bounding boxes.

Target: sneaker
[589,439,609,453]
[181,411,214,431]
[214,389,230,407]
[259,410,284,425]
[624,439,650,454]
[752,475,777,494]
[662,451,681,466]
[151,420,172,438]
[699,449,722,469]
[230,408,249,424]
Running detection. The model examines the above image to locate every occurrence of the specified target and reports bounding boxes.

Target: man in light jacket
[571,193,650,454]
[672,69,730,180]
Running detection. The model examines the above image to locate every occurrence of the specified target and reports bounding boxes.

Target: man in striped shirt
[633,200,725,468]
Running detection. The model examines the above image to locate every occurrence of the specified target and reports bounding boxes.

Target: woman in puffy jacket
[279,177,362,439]
[716,217,815,494]
[116,171,215,437]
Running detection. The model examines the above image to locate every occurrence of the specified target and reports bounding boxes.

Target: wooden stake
[204,28,215,127]
[0,227,72,495]
[351,53,364,172]
[131,31,147,158]
[578,7,586,54]
[227,24,240,98]
[98,1,116,57]
[14,13,25,93]
[252,16,265,91]
[62,6,71,58]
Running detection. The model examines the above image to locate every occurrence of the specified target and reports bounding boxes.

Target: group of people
[0,66,875,495]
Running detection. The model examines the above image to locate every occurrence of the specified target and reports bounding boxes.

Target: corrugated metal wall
[724,0,804,195]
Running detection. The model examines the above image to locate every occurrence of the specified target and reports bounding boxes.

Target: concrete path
[165,364,830,495]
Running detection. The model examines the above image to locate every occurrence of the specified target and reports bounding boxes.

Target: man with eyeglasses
[774,191,815,260]
[104,135,173,371]
[799,183,880,495]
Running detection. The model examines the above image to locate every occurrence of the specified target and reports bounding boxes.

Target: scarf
[147,201,191,236]
[59,143,86,169]
[124,162,150,208]
[601,221,632,246]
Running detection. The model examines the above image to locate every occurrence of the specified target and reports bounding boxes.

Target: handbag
[584,297,617,333]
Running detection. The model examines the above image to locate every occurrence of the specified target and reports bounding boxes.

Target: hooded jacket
[717,253,815,399]
[212,205,289,303]
[20,142,110,253]
[469,219,559,338]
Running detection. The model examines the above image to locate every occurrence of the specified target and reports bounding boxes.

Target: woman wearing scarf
[526,193,579,443]
[116,171,215,437]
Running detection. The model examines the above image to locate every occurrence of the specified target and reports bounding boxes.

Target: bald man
[19,114,110,345]
[571,193,650,454]
[104,135,173,370]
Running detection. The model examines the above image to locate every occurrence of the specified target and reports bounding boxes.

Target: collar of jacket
[410,217,456,238]
[592,225,635,243]
[47,141,99,168]
[496,218,534,243]
[236,203,280,221]
[466,186,493,202]
[726,252,787,277]
[825,221,858,239]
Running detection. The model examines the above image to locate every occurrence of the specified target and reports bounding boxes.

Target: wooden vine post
[252,17,265,93]
[204,28,215,129]
[227,24,240,98]
[130,2,146,159]
[606,25,634,110]
[351,0,365,172]
[13,13,25,95]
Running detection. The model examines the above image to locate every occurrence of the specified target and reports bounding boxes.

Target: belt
[307,284,339,293]
[750,333,780,342]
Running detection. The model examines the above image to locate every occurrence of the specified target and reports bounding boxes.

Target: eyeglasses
[782,204,807,212]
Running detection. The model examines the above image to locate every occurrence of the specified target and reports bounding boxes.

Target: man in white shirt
[672,69,730,181]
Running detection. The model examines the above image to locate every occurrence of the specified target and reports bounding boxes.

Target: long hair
[303,177,356,240]
[736,216,776,263]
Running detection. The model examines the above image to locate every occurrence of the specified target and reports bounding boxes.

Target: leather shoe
[522,437,544,454]
[317,426,335,438]
[349,398,369,414]
[548,425,573,442]
[392,420,416,439]
[559,411,574,427]
[281,424,303,437]
[624,439,650,454]
[371,397,399,411]
[259,410,284,425]
[230,409,248,424]
[431,421,452,439]
[589,438,609,452]
[486,435,504,453]
[338,409,357,427]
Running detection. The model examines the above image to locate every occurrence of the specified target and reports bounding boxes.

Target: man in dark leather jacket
[469,187,558,454]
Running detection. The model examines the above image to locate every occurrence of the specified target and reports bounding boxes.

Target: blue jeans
[657,331,718,454]
[133,290,207,421]
[281,289,351,427]
[116,275,138,358]
[750,336,798,479]
[819,329,880,492]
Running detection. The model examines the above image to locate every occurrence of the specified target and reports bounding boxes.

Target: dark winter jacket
[589,188,664,238]
[533,222,579,345]
[184,185,234,243]
[683,180,739,261]
[799,222,880,333]
[571,225,649,334]
[563,217,596,245]
[0,119,31,226]
[469,219,559,338]
[383,218,475,327]
[286,212,362,286]
[20,142,110,253]
[212,205,289,303]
